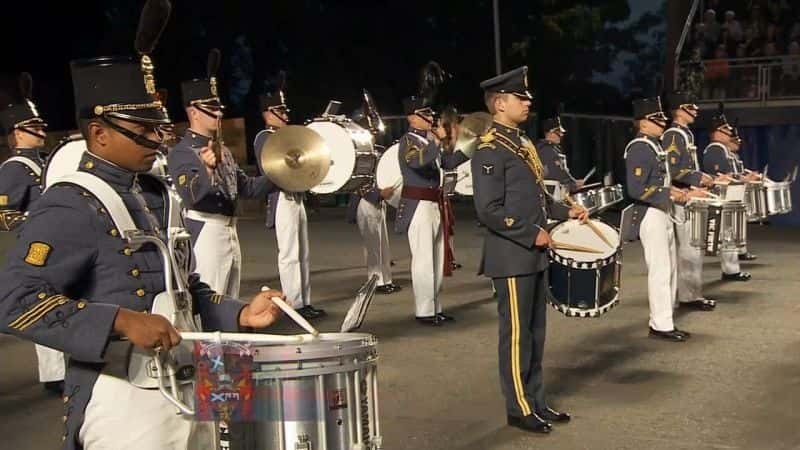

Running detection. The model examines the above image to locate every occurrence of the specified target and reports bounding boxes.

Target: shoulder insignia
[504,217,515,228]
[635,167,643,177]
[714,164,720,171]
[666,136,679,154]
[178,174,187,186]
[482,164,495,175]
[479,128,496,144]
[0,195,7,206]
[24,242,51,267]
[670,156,678,165]
[405,145,421,164]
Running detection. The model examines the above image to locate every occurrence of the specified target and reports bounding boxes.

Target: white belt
[185,209,237,226]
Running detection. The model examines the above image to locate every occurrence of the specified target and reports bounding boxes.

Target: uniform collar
[409,127,428,139]
[492,120,521,137]
[14,147,45,161]
[265,126,278,134]
[79,151,137,189]
[637,132,661,144]
[184,129,211,147]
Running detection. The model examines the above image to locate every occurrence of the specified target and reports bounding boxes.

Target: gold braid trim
[640,186,659,199]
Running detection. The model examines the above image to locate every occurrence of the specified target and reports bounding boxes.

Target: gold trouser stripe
[9,295,64,330]
[508,277,532,416]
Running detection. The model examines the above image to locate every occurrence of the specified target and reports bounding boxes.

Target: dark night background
[0,0,666,140]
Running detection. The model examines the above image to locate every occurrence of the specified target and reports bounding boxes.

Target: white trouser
[640,208,678,331]
[79,347,216,450]
[357,199,393,285]
[407,200,444,317]
[720,248,741,274]
[276,192,311,309]
[35,344,64,382]
[673,205,703,304]
[187,210,241,298]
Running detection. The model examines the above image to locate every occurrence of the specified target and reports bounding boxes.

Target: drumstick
[581,167,596,183]
[690,186,720,199]
[551,241,604,254]
[261,286,319,337]
[563,193,611,248]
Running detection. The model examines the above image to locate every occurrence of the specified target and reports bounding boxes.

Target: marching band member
[622,97,702,342]
[702,111,753,281]
[168,49,276,298]
[395,94,468,325]
[254,80,326,319]
[0,3,284,448]
[473,66,586,433]
[729,125,759,262]
[662,91,717,311]
[537,114,583,195]
[0,72,65,393]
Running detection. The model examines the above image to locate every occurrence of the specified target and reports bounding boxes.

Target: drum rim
[307,120,367,194]
[546,291,620,318]
[547,219,621,268]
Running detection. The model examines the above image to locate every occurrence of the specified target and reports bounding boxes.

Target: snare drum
[547,219,622,317]
[571,189,597,211]
[744,181,767,222]
[685,200,710,249]
[698,199,747,256]
[593,184,624,211]
[765,180,793,215]
[375,143,401,208]
[307,118,377,194]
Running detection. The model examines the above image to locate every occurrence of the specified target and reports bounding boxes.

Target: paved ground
[1,203,799,450]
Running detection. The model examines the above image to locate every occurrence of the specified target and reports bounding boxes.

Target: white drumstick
[581,167,596,183]
[179,331,307,344]
[261,286,319,337]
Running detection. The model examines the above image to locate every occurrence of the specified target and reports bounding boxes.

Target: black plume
[19,72,33,99]
[134,0,171,55]
[207,48,221,78]
[418,61,449,104]
[717,102,725,115]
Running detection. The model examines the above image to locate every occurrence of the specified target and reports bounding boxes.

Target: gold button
[57,297,68,305]
[37,292,47,300]
[62,415,68,423]
[135,288,146,297]
[63,396,68,404]
[76,301,87,309]
[84,160,94,169]
[130,268,141,277]
[109,229,119,237]
[123,248,132,256]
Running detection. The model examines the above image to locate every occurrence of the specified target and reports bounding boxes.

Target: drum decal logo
[328,388,348,410]
[194,340,255,422]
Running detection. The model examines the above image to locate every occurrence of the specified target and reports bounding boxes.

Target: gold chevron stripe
[9,295,65,330]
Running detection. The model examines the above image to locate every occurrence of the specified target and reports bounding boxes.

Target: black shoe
[451,262,463,270]
[507,414,552,434]
[43,381,64,395]
[375,284,401,294]
[648,327,690,342]
[436,312,455,322]
[415,316,443,326]
[307,305,326,317]
[679,298,716,311]
[297,306,321,320]
[537,407,571,423]
[722,271,751,282]
[738,252,757,261]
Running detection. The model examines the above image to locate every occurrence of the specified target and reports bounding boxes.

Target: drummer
[537,113,584,196]
[254,77,326,318]
[701,111,753,281]
[395,96,468,325]
[167,49,276,298]
[0,72,65,394]
[728,125,760,262]
[0,5,284,447]
[346,108,401,294]
[662,91,717,311]
[622,97,704,342]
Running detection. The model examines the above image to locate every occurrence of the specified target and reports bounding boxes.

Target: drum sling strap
[2,156,43,177]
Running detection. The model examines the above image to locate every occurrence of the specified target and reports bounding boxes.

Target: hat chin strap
[269,109,289,125]
[414,112,434,126]
[100,117,162,150]
[18,126,46,141]
[195,105,221,120]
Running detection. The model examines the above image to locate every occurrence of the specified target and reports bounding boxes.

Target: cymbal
[455,112,493,158]
[259,125,331,192]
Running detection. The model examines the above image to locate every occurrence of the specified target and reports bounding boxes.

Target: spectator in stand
[723,11,744,42]
[748,4,768,41]
[693,22,712,59]
[789,20,800,43]
[764,41,779,58]
[743,26,763,56]
[764,23,781,51]
[704,10,721,44]
[781,41,800,95]
[704,45,730,99]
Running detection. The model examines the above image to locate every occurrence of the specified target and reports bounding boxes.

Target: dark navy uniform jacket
[536,139,578,191]
[702,141,736,175]
[0,152,248,449]
[395,128,468,233]
[0,147,46,230]
[622,134,671,241]
[471,122,570,277]
[662,123,704,187]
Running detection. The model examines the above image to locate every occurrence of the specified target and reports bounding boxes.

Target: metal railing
[677,56,800,104]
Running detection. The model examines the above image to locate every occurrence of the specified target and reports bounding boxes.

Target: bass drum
[375,142,402,208]
[307,118,377,194]
[454,160,473,196]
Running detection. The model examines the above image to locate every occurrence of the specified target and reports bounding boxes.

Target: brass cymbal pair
[258,125,330,192]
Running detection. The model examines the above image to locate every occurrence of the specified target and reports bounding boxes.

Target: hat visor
[107,107,171,125]
[512,91,533,100]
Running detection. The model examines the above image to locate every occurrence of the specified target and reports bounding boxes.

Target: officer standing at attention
[661,91,717,311]
[472,66,586,433]
[395,95,468,325]
[0,72,65,393]
[0,1,284,448]
[168,48,276,298]
[253,77,327,319]
[622,97,703,342]
[536,113,583,195]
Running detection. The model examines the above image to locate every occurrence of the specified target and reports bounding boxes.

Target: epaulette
[477,128,496,150]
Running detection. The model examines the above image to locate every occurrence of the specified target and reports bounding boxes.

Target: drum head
[550,219,620,262]
[306,121,358,194]
[44,136,88,190]
[454,160,473,196]
[376,143,402,208]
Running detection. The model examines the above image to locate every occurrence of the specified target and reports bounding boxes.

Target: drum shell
[307,119,377,195]
[572,190,597,211]
[593,184,624,212]
[686,201,710,249]
[704,201,747,255]
[744,182,768,222]
[765,181,792,215]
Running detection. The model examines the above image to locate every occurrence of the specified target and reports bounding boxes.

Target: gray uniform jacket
[0,152,248,449]
[702,142,736,175]
[536,139,577,191]
[471,122,570,277]
[622,134,672,242]
[0,148,46,231]
[662,123,705,187]
[395,128,468,233]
